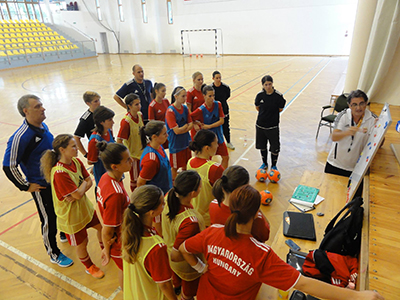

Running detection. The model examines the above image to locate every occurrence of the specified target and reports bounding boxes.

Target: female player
[179,185,383,300]
[210,165,270,242]
[117,93,144,192]
[166,86,193,180]
[122,185,177,300]
[212,71,234,149]
[187,129,224,226]
[96,141,132,289]
[255,75,286,172]
[87,105,115,185]
[149,83,170,149]
[41,134,104,278]
[137,120,172,194]
[190,85,229,169]
[162,170,205,300]
[187,71,205,138]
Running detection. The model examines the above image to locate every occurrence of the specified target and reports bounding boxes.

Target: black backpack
[319,196,364,257]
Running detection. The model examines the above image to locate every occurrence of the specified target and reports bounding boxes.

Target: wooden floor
[0,54,392,299]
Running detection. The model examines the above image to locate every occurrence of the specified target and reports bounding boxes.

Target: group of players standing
[2,64,383,300]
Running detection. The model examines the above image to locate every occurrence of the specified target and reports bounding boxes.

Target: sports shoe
[226,142,235,150]
[86,264,105,279]
[60,232,68,243]
[50,252,74,268]
[259,163,268,170]
[271,166,278,171]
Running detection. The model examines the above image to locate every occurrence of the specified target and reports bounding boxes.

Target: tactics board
[347,103,392,201]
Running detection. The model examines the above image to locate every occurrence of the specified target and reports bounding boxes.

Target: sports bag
[319,196,364,257]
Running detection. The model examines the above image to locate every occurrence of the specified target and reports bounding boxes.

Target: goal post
[181,28,223,56]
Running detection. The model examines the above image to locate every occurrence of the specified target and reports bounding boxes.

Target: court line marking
[0,198,34,218]
[0,121,20,127]
[233,58,331,165]
[0,239,121,300]
[0,212,37,236]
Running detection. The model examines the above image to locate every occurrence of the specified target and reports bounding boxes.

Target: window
[95,0,102,21]
[117,0,124,22]
[0,2,11,20]
[141,0,147,23]
[167,0,172,24]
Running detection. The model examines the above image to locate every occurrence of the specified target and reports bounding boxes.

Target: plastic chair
[315,94,349,139]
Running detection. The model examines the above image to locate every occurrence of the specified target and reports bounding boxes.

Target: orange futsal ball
[255,168,268,182]
[268,169,281,183]
[260,190,273,205]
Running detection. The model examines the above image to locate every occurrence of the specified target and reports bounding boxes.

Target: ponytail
[171,86,186,104]
[96,141,128,171]
[152,82,166,100]
[188,129,216,153]
[167,170,201,220]
[40,134,73,182]
[122,185,163,264]
[212,166,250,205]
[139,120,165,149]
[225,185,260,239]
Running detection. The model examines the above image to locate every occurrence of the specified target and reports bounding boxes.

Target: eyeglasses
[350,102,367,108]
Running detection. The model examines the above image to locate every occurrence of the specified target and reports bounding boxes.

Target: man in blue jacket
[3,94,73,267]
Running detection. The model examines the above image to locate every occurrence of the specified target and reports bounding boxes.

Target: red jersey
[187,87,204,111]
[143,225,173,282]
[166,104,193,129]
[117,112,139,140]
[97,173,130,228]
[53,158,90,200]
[183,225,300,300]
[187,157,224,185]
[190,101,225,124]
[87,130,113,163]
[172,204,201,250]
[139,145,166,180]
[209,200,270,242]
[148,99,170,122]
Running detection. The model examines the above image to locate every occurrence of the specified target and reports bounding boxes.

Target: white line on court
[0,240,120,300]
[233,58,331,165]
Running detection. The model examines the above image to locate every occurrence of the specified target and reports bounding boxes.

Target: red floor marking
[0,121,20,127]
[0,212,38,236]
[229,64,291,101]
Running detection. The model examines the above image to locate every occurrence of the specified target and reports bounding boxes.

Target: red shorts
[129,158,140,192]
[216,142,228,157]
[67,212,100,246]
[111,240,123,270]
[172,272,200,298]
[170,148,192,169]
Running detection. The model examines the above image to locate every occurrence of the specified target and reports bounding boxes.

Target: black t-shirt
[212,82,231,115]
[254,89,286,128]
[74,109,95,139]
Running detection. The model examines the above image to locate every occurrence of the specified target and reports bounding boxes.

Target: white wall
[50,0,358,55]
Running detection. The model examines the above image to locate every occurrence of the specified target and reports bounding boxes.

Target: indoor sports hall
[0,1,399,299]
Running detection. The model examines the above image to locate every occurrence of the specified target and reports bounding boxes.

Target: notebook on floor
[283,211,316,241]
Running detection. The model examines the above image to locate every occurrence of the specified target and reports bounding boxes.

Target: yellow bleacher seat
[10,33,17,38]
[45,37,50,41]
[39,37,45,41]
[0,51,7,57]
[5,44,12,50]
[10,38,17,43]
[50,36,55,41]
[42,47,50,52]
[0,39,4,44]
[17,38,23,43]
[3,29,10,33]
[0,45,5,50]
[4,38,11,44]
[12,50,20,55]
[71,45,79,49]
[25,48,32,54]
[31,48,39,53]
[19,49,26,55]
[23,38,29,43]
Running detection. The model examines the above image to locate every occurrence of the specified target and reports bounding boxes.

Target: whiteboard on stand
[347,103,392,202]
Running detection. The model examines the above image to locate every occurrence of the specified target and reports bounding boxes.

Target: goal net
[181,29,223,56]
